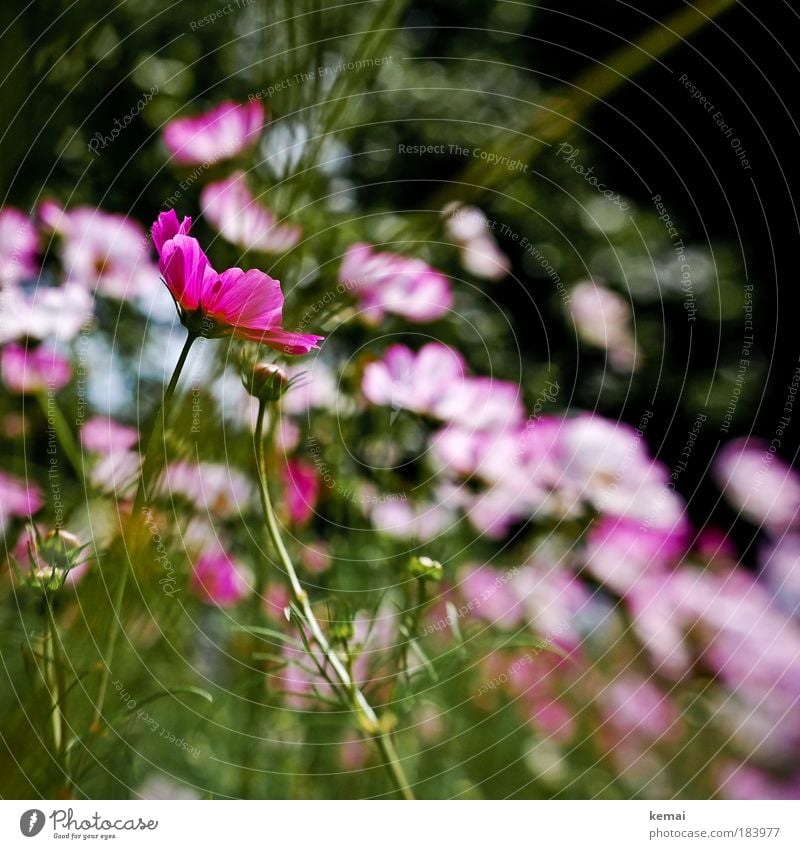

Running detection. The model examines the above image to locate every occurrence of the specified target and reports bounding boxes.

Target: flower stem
[90,332,196,734]
[44,595,67,771]
[35,391,83,477]
[254,400,415,800]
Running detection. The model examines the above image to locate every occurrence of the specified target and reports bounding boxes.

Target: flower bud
[408,555,443,582]
[14,527,86,592]
[243,361,289,402]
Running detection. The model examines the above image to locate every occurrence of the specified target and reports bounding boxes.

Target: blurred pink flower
[283,360,341,415]
[718,763,800,800]
[80,416,139,455]
[363,342,522,429]
[559,414,685,530]
[1,343,71,394]
[567,280,637,370]
[583,516,688,597]
[281,458,319,526]
[190,545,251,607]
[362,342,466,418]
[163,100,265,166]
[89,449,141,499]
[340,242,452,323]
[760,533,800,615]
[598,674,680,742]
[369,496,454,541]
[41,202,157,300]
[160,460,252,518]
[152,211,322,354]
[201,172,301,254]
[0,281,92,344]
[714,437,800,531]
[436,376,525,430]
[442,202,509,281]
[458,563,524,629]
[0,471,43,535]
[0,207,39,284]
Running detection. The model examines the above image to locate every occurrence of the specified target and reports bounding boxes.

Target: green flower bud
[408,555,443,582]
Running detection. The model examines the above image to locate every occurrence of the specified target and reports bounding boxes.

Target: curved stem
[254,400,415,800]
[90,331,196,734]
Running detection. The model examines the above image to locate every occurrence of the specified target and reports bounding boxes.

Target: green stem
[36,391,83,477]
[89,331,196,735]
[254,400,415,800]
[44,596,66,770]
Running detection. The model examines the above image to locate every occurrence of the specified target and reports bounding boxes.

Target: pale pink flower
[434,376,524,430]
[559,414,685,529]
[760,533,800,615]
[567,280,637,370]
[90,450,142,499]
[583,515,688,597]
[442,202,509,280]
[190,545,251,606]
[281,458,319,526]
[0,281,92,344]
[152,211,322,354]
[597,674,680,742]
[718,763,800,800]
[714,438,800,531]
[362,342,466,418]
[160,460,252,518]
[458,563,525,629]
[369,497,454,541]
[0,471,43,535]
[163,100,265,166]
[339,242,452,323]
[41,202,157,300]
[80,416,139,455]
[283,360,341,415]
[0,207,39,284]
[362,342,522,429]
[1,343,71,394]
[201,172,301,254]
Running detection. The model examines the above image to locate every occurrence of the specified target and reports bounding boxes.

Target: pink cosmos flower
[80,417,139,456]
[163,100,265,166]
[442,202,509,281]
[1,343,71,394]
[281,459,319,526]
[558,414,685,530]
[201,172,301,254]
[190,545,251,607]
[362,342,523,429]
[282,360,341,415]
[458,564,525,629]
[760,533,800,615]
[160,460,252,518]
[597,674,680,742]
[369,496,454,541]
[714,438,800,531]
[152,210,322,354]
[582,515,689,597]
[0,207,39,284]
[41,202,158,300]
[339,242,452,323]
[0,471,43,535]
[0,281,92,344]
[718,763,800,800]
[567,280,637,370]
[362,342,467,418]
